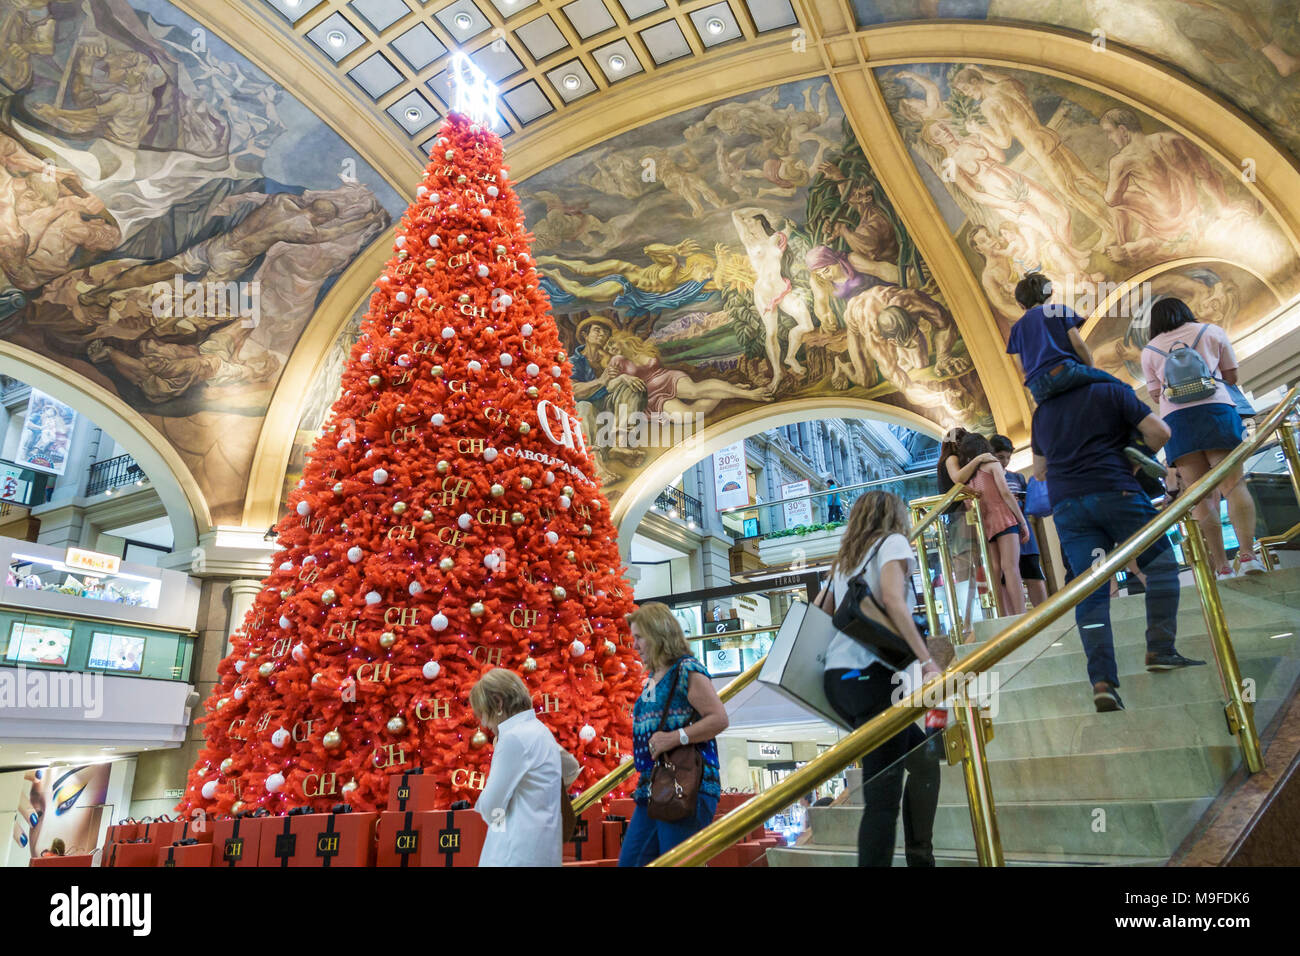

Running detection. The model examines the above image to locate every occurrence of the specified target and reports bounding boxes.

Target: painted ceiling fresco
[517,78,994,505]
[875,62,1299,375]
[853,1,1300,160]
[0,0,403,522]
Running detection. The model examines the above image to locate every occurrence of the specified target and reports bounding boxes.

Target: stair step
[766,845,1164,867]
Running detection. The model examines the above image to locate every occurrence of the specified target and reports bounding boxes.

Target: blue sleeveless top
[631,656,721,803]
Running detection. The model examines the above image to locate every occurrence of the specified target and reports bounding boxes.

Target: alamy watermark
[1044,276,1154,321]
[0,665,102,717]
[892,668,1001,718]
[151,276,261,328]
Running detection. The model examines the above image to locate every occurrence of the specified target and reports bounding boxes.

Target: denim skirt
[1164,401,1245,463]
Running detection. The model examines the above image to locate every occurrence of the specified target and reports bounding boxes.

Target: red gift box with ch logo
[376,809,486,867]
[258,810,378,868]
[386,771,439,813]
[157,842,214,867]
[211,815,266,868]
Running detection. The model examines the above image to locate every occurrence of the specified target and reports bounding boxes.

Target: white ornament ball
[458,513,473,530]
[431,413,445,426]
[430,192,440,203]
[272,727,290,749]
[445,150,455,160]
[483,447,498,462]
[552,366,562,377]
[292,642,307,662]
[579,724,596,743]
[428,234,440,247]
[570,640,586,657]
[235,660,246,674]
[487,185,499,198]
[477,264,489,277]
[373,468,389,484]
[431,613,449,631]
[422,660,441,679]
[395,236,406,248]
[201,780,219,800]
[337,439,351,450]
[544,471,556,485]
[415,287,428,298]
[468,360,482,372]
[559,495,571,509]
[233,686,245,701]
[408,580,423,596]
[526,363,539,376]
[521,323,533,337]
[484,553,500,570]
[361,352,372,364]
[296,501,310,516]
[397,354,411,367]
[546,531,559,545]
[279,561,293,571]
[417,186,428,197]
[499,353,512,367]
[348,546,364,563]
[265,772,285,793]
[365,591,382,605]
[279,615,291,629]
[395,291,408,304]
[441,326,455,339]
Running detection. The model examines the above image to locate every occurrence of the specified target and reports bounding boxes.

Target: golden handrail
[651,384,1300,867]
[568,480,972,816]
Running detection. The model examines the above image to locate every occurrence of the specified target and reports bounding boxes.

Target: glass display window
[7,553,161,609]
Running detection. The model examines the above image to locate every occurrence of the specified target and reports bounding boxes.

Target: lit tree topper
[449,52,498,126]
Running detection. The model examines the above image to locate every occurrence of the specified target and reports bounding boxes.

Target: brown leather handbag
[647,660,704,823]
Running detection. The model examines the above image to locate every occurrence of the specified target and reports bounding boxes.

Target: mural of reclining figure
[535,240,718,314]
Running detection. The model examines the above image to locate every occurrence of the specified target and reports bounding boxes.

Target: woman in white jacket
[471,668,581,867]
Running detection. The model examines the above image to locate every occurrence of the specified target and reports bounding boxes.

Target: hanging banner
[781,479,812,528]
[16,390,77,476]
[712,442,748,510]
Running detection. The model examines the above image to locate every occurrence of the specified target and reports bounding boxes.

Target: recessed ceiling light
[285,0,301,7]
[562,73,581,90]
[327,30,347,47]
[706,17,725,34]
[455,12,473,29]
[608,54,626,72]
[405,107,423,123]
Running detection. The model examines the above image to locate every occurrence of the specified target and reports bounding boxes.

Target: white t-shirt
[823,532,919,675]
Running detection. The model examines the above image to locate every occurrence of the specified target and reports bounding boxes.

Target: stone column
[226,579,262,658]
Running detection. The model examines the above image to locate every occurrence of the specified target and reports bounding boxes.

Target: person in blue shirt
[1032,381,1204,712]
[826,479,843,523]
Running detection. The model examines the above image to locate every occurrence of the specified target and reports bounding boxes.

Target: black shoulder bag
[830,540,927,670]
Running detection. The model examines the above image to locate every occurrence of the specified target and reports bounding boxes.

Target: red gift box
[601,819,628,860]
[708,841,767,867]
[284,811,378,868]
[563,804,604,861]
[212,816,265,868]
[258,815,301,868]
[386,771,438,812]
[105,822,136,845]
[609,798,636,818]
[30,854,95,867]
[157,843,213,867]
[105,841,157,868]
[375,809,487,867]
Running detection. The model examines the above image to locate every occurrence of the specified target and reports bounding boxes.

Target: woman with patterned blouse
[617,602,729,867]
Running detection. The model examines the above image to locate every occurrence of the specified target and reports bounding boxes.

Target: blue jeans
[1027,361,1127,404]
[1052,491,1180,687]
[617,793,720,867]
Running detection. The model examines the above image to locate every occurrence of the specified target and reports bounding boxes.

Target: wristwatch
[678,728,690,746]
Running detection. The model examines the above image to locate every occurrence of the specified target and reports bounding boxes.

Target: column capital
[158,527,276,578]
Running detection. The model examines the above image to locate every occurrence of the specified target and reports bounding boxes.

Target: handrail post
[953,694,1004,866]
[969,498,1005,618]
[912,504,942,640]
[934,516,964,639]
[1261,421,1300,570]
[1180,517,1264,774]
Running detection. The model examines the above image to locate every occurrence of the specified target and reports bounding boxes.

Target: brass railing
[1258,420,1300,571]
[569,480,971,816]
[649,384,1300,867]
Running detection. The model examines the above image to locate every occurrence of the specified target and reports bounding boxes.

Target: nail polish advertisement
[10,764,112,860]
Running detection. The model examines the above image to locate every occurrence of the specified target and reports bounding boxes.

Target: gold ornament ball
[565,551,576,563]
[422,510,435,522]
[552,585,567,600]
[457,174,468,184]
[379,631,397,648]
[258,662,274,677]
[368,375,382,387]
[582,524,593,536]
[217,697,230,710]
[323,729,342,749]
[523,656,537,672]
[341,779,358,796]
[196,767,207,777]
[470,601,486,617]
[249,651,260,659]
[220,758,234,775]
[333,482,344,495]
[393,501,407,515]
[322,589,337,604]
[518,422,530,435]
[231,801,245,814]
[387,715,406,734]
[437,460,450,474]
[439,557,455,571]
[432,365,444,377]
[280,589,293,599]
[425,258,437,269]
[604,640,617,656]
[471,730,489,749]
[557,351,567,362]
[490,483,505,498]
[511,512,525,525]
[526,386,539,398]
[397,250,409,261]
[562,485,575,498]
[458,293,470,303]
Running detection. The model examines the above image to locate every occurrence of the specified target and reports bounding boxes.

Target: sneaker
[1093,681,1124,712]
[1124,445,1168,479]
[1236,553,1268,576]
[1216,565,1238,581]
[1146,650,1208,671]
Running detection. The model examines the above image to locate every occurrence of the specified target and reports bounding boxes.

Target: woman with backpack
[1141,297,1265,578]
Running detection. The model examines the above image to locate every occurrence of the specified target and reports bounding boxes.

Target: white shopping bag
[758,601,852,731]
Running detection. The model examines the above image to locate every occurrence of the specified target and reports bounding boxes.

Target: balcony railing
[86,454,147,496]
[652,486,704,527]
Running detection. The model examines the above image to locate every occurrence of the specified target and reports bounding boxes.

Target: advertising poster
[5,622,72,666]
[712,442,749,510]
[670,604,702,640]
[88,633,146,673]
[0,465,27,503]
[16,390,77,476]
[781,479,813,528]
[11,764,112,860]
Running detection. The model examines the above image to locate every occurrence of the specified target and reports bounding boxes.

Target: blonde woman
[471,668,579,867]
[618,603,729,867]
[818,491,940,867]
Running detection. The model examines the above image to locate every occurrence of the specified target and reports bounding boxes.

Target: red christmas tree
[177,103,640,816]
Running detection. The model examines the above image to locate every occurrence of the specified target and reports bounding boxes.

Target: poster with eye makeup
[11,764,112,860]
